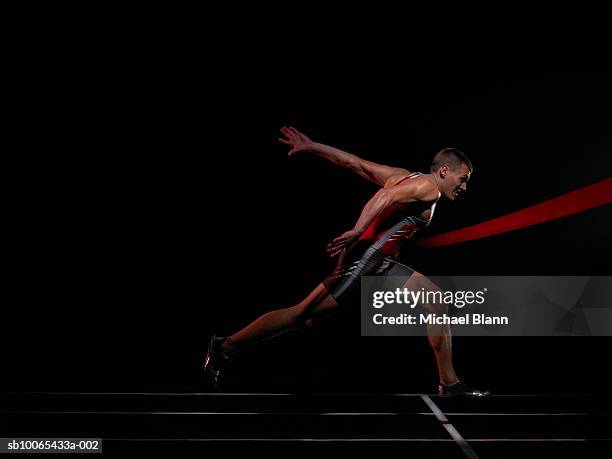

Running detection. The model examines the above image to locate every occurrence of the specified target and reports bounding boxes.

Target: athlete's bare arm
[279,126,410,187]
[326,176,439,257]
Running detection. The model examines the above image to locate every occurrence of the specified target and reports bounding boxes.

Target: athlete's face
[441,163,471,201]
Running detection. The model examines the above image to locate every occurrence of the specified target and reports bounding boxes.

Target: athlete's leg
[219,283,340,356]
[403,273,458,386]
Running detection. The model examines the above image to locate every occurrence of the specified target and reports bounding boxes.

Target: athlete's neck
[430,173,440,190]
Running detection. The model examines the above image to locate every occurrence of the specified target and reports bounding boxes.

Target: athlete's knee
[411,273,446,314]
[419,292,448,315]
[292,313,315,329]
[429,300,449,315]
[297,317,315,328]
[286,285,336,329]
[286,303,315,329]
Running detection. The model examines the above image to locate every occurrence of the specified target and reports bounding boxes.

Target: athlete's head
[430,148,473,201]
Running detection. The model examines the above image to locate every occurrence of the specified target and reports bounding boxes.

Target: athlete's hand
[279,126,314,156]
[327,229,361,258]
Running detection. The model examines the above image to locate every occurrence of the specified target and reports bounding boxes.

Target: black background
[4,71,611,395]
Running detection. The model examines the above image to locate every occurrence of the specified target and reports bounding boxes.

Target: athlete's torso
[354,172,438,257]
[324,172,438,301]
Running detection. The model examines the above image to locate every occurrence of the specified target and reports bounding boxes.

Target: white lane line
[421,394,479,459]
[106,438,601,442]
[5,392,295,396]
[108,438,457,442]
[7,392,422,396]
[467,438,588,442]
[444,412,598,416]
[2,411,414,415]
[7,410,607,416]
[6,392,612,397]
[5,411,606,417]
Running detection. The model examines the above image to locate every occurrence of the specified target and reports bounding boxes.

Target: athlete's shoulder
[384,173,439,203]
[383,171,417,188]
[396,173,439,201]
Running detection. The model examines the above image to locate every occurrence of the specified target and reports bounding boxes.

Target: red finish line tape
[418,178,612,248]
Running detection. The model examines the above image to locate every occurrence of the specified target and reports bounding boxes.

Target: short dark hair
[430,148,473,173]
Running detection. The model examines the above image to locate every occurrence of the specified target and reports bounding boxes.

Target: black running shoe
[438,380,490,397]
[203,335,231,389]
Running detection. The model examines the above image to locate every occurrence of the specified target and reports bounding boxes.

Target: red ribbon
[418,178,612,248]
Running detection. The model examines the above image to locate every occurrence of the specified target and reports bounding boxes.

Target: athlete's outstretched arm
[279,126,409,187]
[326,177,437,257]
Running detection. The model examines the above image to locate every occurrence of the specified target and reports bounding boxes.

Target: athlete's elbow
[377,189,397,208]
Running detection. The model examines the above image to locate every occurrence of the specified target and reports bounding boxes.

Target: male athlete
[204,126,489,396]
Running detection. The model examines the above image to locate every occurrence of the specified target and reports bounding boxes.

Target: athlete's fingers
[331,235,347,244]
[328,239,347,255]
[331,234,349,244]
[280,127,295,141]
[336,240,349,250]
[289,127,307,141]
[291,128,310,142]
[331,237,349,248]
[288,149,298,156]
[327,239,341,249]
[327,240,347,253]
[279,137,292,145]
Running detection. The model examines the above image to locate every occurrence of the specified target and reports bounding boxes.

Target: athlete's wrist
[309,142,324,153]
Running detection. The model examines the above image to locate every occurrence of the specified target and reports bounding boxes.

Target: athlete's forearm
[352,189,394,234]
[309,142,361,170]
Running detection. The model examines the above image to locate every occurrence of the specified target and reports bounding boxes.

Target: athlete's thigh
[402,271,441,291]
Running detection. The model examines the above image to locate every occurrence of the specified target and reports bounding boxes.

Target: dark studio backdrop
[3,71,611,396]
